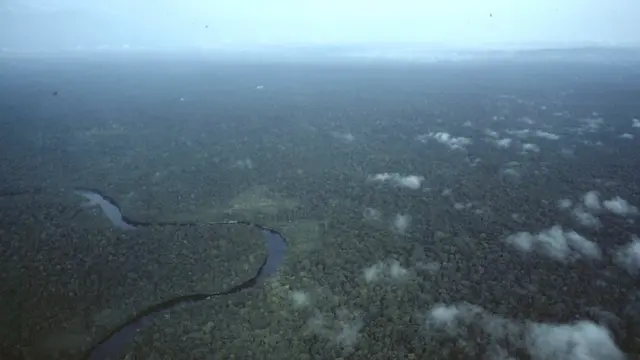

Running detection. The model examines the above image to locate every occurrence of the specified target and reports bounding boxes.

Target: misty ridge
[2,44,640,65]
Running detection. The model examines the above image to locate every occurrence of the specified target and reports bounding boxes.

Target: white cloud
[388,259,409,279]
[506,128,531,138]
[362,259,410,283]
[583,191,602,211]
[619,133,634,139]
[417,132,472,150]
[306,308,364,353]
[425,302,624,360]
[363,262,385,283]
[557,198,573,209]
[521,143,541,153]
[335,317,364,350]
[330,131,355,142]
[453,202,473,211]
[427,303,463,329]
[564,230,602,259]
[527,320,624,360]
[494,138,513,148]
[519,117,536,125]
[368,173,425,190]
[232,158,254,169]
[392,213,411,234]
[614,235,640,275]
[572,206,602,229]
[561,192,638,227]
[501,167,520,179]
[505,225,601,262]
[290,290,311,308]
[485,129,500,138]
[557,192,603,229]
[603,196,638,216]
[535,130,560,140]
[576,118,605,134]
[396,175,425,189]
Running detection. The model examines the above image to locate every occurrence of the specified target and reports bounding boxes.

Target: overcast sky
[1,0,639,50]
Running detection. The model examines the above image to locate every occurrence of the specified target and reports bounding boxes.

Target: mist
[2,0,640,53]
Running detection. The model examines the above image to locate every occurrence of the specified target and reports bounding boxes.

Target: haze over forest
[2,0,640,53]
